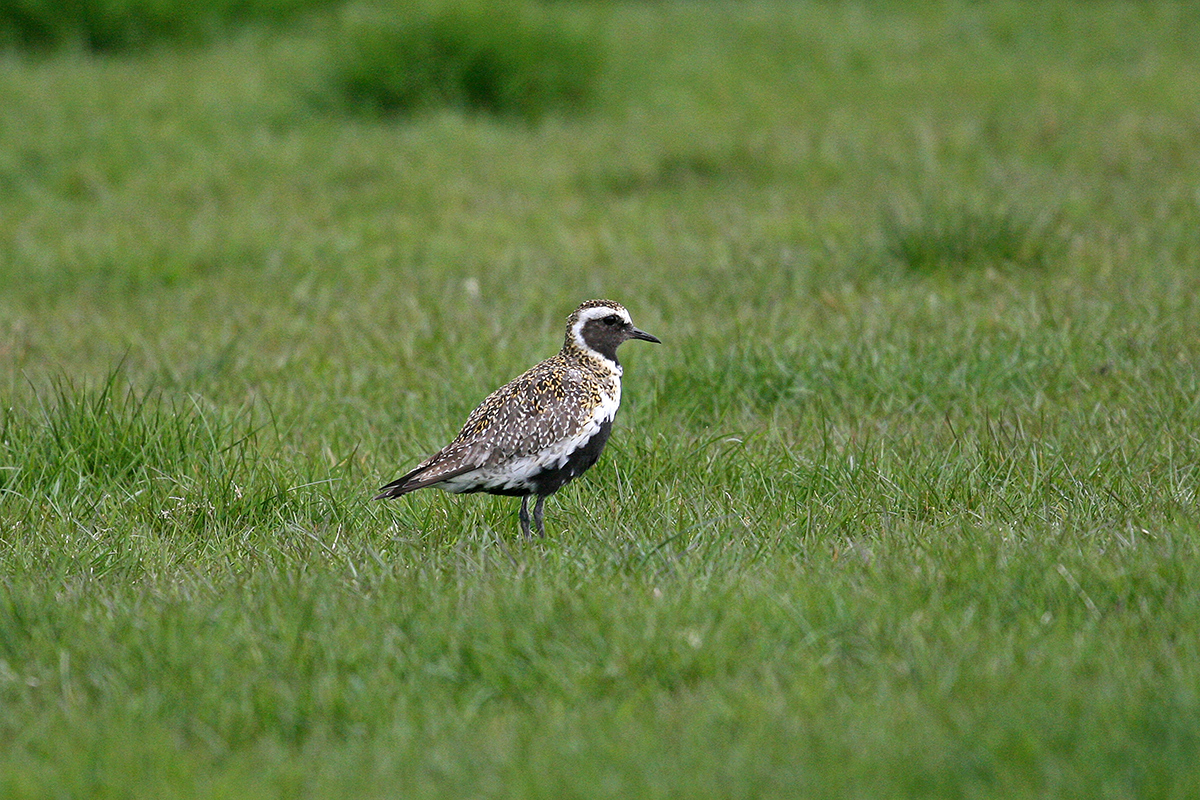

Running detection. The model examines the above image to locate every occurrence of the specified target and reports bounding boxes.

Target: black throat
[579,320,624,365]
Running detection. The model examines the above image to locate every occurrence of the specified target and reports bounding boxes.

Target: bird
[374,299,661,538]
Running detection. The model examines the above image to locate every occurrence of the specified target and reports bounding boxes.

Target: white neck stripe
[569,307,628,376]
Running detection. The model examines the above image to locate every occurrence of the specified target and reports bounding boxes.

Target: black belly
[474,419,614,498]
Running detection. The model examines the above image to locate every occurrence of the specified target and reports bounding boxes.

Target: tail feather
[374,460,479,499]
[373,465,427,499]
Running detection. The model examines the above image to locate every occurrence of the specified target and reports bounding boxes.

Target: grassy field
[3,1,1200,796]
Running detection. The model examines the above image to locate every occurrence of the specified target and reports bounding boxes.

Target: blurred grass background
[2,1,1199,797]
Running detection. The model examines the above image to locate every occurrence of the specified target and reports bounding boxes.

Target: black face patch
[580,316,630,364]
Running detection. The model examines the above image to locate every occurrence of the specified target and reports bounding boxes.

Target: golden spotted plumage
[457,353,614,445]
[375,299,660,538]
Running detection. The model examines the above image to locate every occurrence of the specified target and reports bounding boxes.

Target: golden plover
[375,299,660,537]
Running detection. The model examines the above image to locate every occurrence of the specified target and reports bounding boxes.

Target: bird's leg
[532,495,546,538]
[519,495,533,539]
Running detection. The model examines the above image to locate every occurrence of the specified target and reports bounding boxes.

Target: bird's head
[564,299,660,367]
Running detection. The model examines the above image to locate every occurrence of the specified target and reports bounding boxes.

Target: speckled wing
[375,358,608,498]
[454,359,601,466]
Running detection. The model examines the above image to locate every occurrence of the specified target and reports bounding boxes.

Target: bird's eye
[603,315,622,326]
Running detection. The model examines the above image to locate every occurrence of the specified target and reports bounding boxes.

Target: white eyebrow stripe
[576,305,630,325]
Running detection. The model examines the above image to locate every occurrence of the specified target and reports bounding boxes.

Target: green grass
[879,198,1062,274]
[330,0,602,120]
[3,0,1200,797]
[0,0,337,51]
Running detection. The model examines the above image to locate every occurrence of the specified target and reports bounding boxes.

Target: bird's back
[377,349,620,497]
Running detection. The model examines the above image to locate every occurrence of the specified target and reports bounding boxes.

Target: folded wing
[374,361,596,498]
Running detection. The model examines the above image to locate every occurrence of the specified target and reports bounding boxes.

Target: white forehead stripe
[577,305,630,325]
